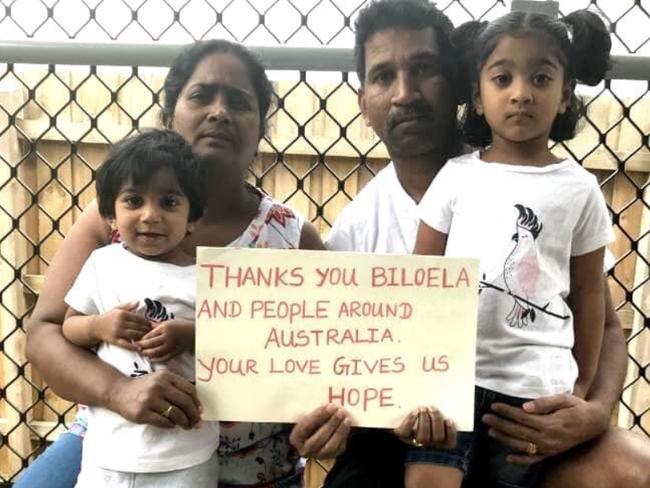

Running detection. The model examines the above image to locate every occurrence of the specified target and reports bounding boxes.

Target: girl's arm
[413,222,448,255]
[569,247,606,398]
[62,308,101,348]
[62,304,151,350]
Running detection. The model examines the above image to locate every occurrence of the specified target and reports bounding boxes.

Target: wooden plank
[0,82,33,478]
[607,172,647,329]
[618,173,650,432]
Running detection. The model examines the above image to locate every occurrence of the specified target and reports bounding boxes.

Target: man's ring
[410,437,424,448]
[162,405,173,419]
[526,441,537,455]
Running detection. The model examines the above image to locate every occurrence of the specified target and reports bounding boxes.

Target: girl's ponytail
[561,10,611,86]
[450,20,488,104]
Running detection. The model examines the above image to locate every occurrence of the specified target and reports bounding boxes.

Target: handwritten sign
[195,248,479,430]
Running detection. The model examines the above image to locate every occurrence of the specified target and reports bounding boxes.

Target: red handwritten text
[421,355,450,372]
[197,357,259,382]
[315,267,359,287]
[328,386,395,411]
[269,358,322,375]
[264,327,394,349]
[200,264,304,288]
[371,266,470,288]
[332,356,406,375]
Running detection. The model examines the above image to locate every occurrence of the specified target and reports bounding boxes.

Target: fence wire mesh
[0,0,649,484]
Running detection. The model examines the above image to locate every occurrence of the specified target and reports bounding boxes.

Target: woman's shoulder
[242,187,305,249]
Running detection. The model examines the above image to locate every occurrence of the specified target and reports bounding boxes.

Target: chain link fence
[0,0,648,484]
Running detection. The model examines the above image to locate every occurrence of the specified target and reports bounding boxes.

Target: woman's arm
[26,201,200,428]
[413,222,447,255]
[27,201,118,402]
[569,247,606,398]
[299,221,326,250]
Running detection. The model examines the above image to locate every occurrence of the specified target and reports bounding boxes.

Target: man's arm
[413,222,447,255]
[569,248,606,398]
[482,281,626,463]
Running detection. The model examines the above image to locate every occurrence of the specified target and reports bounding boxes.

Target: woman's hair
[453,10,612,147]
[96,129,206,222]
[161,39,273,140]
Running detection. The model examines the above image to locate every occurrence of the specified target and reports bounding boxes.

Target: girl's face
[474,33,569,148]
[109,168,193,264]
[169,52,261,177]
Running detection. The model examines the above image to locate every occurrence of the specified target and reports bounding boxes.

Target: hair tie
[565,22,574,43]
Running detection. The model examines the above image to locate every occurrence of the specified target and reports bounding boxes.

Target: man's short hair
[354,0,455,85]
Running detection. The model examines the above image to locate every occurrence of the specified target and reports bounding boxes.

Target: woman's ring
[162,405,174,419]
[410,437,424,447]
[526,441,537,455]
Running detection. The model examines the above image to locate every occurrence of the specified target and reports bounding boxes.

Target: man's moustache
[387,104,435,129]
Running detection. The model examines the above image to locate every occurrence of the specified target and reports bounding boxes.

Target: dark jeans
[324,387,548,488]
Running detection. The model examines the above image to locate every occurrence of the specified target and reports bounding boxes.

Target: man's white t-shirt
[326,163,418,254]
[65,243,219,473]
[418,152,614,398]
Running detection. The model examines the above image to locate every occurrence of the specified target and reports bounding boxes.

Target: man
[324,1,650,487]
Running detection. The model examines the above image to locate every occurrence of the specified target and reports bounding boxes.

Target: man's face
[359,28,456,159]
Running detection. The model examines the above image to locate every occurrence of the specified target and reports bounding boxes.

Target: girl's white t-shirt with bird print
[418,151,614,399]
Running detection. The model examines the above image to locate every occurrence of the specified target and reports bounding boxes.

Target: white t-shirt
[418,152,614,398]
[65,243,219,473]
[326,163,418,254]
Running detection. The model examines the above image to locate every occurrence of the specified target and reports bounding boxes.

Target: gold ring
[526,441,537,455]
[410,437,424,448]
[161,405,173,419]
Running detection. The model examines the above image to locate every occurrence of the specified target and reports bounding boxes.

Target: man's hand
[482,393,609,464]
[94,302,151,349]
[289,404,351,459]
[138,318,194,362]
[107,369,202,430]
[394,406,457,449]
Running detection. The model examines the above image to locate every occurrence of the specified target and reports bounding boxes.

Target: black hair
[96,129,206,222]
[161,39,273,139]
[354,0,456,87]
[454,10,611,147]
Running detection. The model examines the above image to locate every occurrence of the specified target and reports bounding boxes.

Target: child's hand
[137,318,195,362]
[94,302,151,349]
[394,406,457,449]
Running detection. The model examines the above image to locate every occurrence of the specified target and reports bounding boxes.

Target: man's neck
[392,154,446,204]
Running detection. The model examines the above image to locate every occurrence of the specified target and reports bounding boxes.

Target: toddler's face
[475,33,568,146]
[109,168,193,264]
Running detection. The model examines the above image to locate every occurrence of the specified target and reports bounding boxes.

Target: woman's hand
[482,393,609,464]
[93,302,152,349]
[138,318,194,362]
[107,369,202,430]
[394,406,457,449]
[289,404,352,459]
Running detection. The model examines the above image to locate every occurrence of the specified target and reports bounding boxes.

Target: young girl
[407,10,614,488]
[62,129,220,487]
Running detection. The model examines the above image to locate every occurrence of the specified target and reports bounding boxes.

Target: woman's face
[170,52,262,175]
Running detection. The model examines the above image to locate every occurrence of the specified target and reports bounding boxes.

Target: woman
[22,39,351,488]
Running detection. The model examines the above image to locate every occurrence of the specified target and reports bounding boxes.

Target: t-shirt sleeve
[417,163,457,234]
[572,176,614,256]
[325,211,357,251]
[64,252,101,316]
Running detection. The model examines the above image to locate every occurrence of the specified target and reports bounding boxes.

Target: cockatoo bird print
[503,204,543,328]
